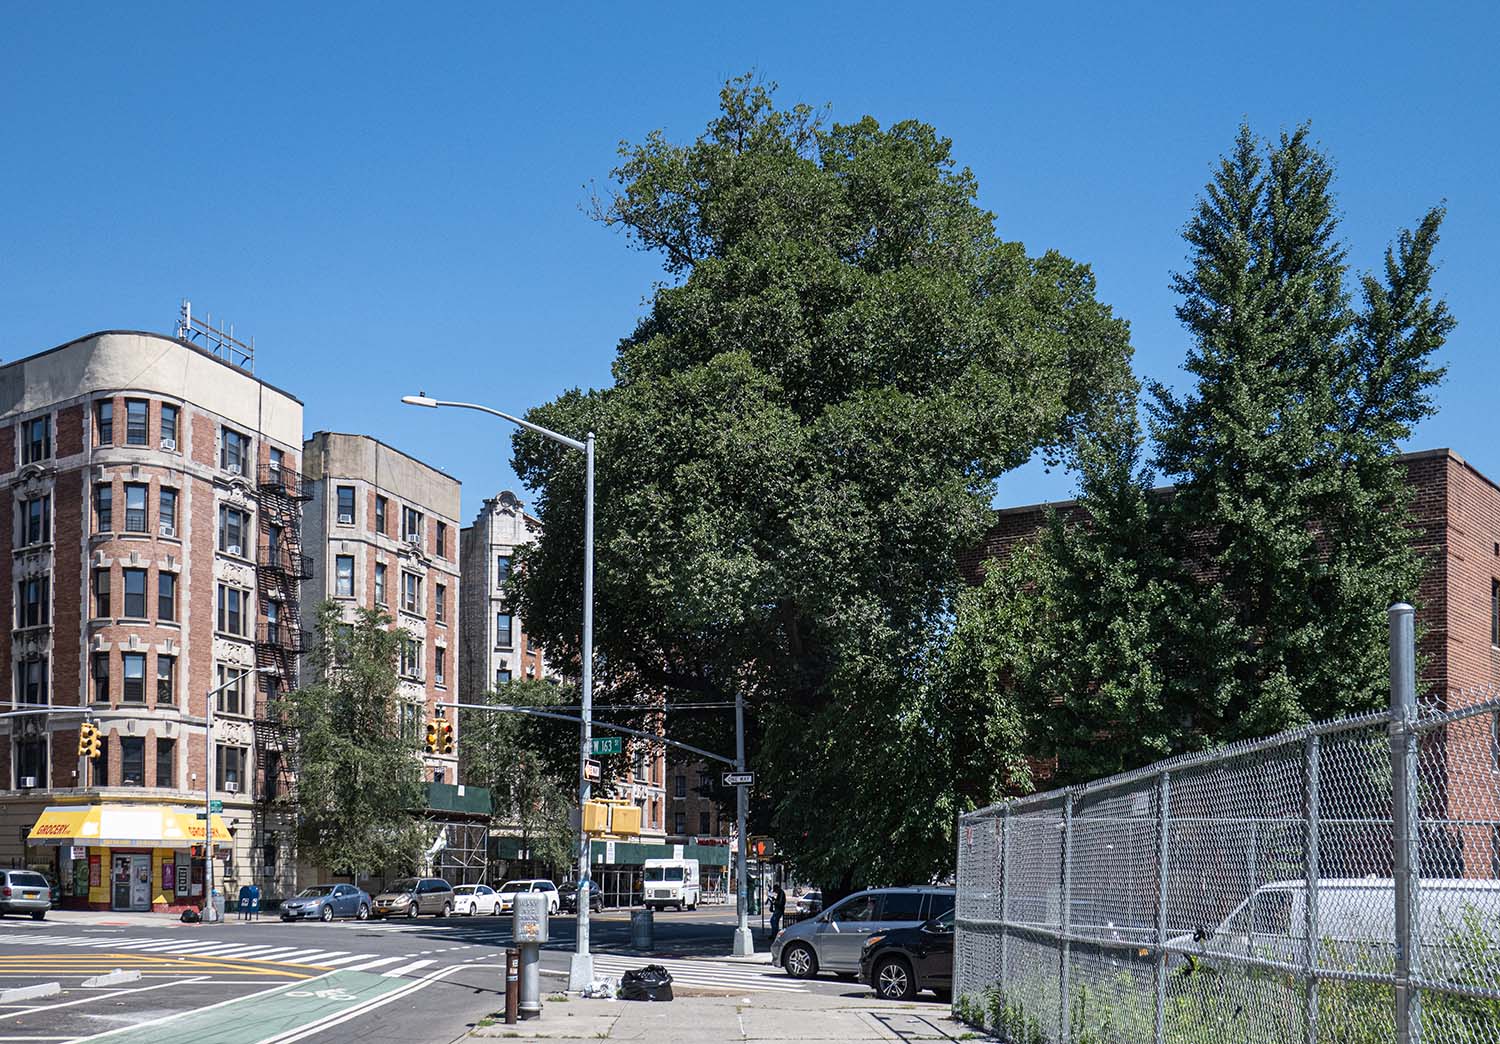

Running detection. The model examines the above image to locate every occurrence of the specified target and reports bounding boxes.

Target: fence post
[1154,771,1170,1044]
[1303,733,1321,1044]
[1000,804,1010,1005]
[1390,602,1420,1044]
[1059,791,1073,1043]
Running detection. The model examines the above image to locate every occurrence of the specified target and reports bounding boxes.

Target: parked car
[281,883,371,922]
[453,883,501,916]
[371,877,454,919]
[0,869,51,920]
[772,886,956,979]
[559,881,605,914]
[643,858,701,911]
[497,879,560,915]
[859,908,955,1000]
[795,890,823,917]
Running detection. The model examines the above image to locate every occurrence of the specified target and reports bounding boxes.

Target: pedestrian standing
[770,883,786,937]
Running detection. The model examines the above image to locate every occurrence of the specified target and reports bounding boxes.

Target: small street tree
[278,602,428,877]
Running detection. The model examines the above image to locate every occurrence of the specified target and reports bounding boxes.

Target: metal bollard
[504,948,519,1025]
[513,893,548,1021]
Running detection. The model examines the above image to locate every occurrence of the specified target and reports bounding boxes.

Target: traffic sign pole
[732,687,753,956]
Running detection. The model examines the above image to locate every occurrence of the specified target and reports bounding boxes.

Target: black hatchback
[858,908,954,1001]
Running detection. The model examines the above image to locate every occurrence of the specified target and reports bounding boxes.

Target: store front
[26,804,231,912]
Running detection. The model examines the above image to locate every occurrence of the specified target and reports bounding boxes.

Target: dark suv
[858,907,955,1001]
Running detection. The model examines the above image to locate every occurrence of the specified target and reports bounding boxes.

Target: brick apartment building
[0,330,303,910]
[301,433,462,785]
[458,490,546,698]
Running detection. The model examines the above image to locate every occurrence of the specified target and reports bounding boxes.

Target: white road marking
[344,956,403,972]
[380,959,435,978]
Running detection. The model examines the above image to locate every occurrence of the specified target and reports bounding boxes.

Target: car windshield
[499,882,526,894]
[645,867,684,882]
[454,886,474,895]
[388,879,420,893]
[297,886,335,897]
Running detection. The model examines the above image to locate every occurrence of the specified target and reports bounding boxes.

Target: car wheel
[30,910,45,921]
[440,903,451,918]
[467,901,476,916]
[320,905,333,922]
[874,956,916,1001]
[407,903,419,919]
[783,943,818,979]
[357,904,370,920]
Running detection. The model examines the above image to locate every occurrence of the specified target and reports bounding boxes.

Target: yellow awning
[27,805,231,848]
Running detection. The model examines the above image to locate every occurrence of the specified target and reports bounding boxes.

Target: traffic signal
[77,721,101,758]
[190,845,205,858]
[438,721,454,756]
[424,720,439,754]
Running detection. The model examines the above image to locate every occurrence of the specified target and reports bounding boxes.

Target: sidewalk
[468,991,995,1043]
[29,909,274,928]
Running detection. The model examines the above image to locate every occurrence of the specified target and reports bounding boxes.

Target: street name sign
[589,736,622,755]
[723,772,755,787]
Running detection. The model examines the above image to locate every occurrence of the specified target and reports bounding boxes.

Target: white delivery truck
[643,858,701,911]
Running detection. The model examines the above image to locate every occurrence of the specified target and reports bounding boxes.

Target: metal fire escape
[253,461,311,895]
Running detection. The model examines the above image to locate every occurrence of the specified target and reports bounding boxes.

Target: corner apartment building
[301,433,461,784]
[458,491,546,697]
[0,330,303,910]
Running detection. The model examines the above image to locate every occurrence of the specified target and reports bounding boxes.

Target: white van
[643,858,701,911]
[1173,878,1500,971]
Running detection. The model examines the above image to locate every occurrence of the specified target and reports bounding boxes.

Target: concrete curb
[0,982,60,1004]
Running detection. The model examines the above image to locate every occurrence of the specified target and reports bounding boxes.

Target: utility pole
[732,686,753,956]
[572,431,596,989]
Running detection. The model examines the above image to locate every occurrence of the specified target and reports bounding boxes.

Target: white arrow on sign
[722,772,755,787]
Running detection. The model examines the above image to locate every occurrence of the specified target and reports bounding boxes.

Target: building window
[22,416,50,464]
[16,577,48,629]
[219,506,249,555]
[402,506,423,543]
[121,737,145,786]
[335,555,354,597]
[216,744,247,792]
[217,585,248,636]
[93,568,111,618]
[495,668,512,686]
[1492,579,1499,647]
[160,404,179,447]
[216,664,247,716]
[435,646,446,686]
[434,583,446,624]
[674,775,686,798]
[374,562,387,605]
[157,655,176,705]
[22,495,51,545]
[158,572,177,622]
[15,737,47,789]
[221,427,250,476]
[16,658,47,704]
[497,555,511,584]
[400,638,422,679]
[436,521,448,558]
[122,568,147,618]
[402,571,422,614]
[156,737,176,788]
[375,495,388,535]
[122,653,146,702]
[159,488,178,535]
[92,653,110,702]
[674,812,686,835]
[96,401,114,444]
[336,486,355,524]
[699,811,710,834]
[124,484,148,533]
[125,399,149,446]
[399,703,420,743]
[95,484,113,531]
[495,613,513,649]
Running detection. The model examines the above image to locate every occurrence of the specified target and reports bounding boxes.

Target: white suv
[497,879,560,915]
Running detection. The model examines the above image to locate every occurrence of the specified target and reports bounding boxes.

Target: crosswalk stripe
[382,959,435,978]
[316,953,376,967]
[346,956,403,972]
[291,951,349,965]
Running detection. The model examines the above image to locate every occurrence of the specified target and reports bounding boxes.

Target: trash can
[630,908,654,949]
[210,888,226,923]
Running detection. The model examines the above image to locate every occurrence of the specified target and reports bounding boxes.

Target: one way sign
[722,771,755,787]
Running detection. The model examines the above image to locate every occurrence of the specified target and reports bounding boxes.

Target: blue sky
[3,3,1494,520]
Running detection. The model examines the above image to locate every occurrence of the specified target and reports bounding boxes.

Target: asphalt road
[0,906,856,1043]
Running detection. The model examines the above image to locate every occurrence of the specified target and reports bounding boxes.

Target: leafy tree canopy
[507,75,1136,887]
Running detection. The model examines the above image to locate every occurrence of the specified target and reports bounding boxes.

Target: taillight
[1,887,10,897]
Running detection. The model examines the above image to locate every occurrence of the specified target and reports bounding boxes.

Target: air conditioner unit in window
[338,513,353,525]
[160,438,177,451]
[159,523,176,538]
[228,544,242,556]
[20,776,36,789]
[224,781,239,793]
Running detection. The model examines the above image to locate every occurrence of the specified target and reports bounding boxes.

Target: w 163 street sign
[589,736,622,755]
[723,772,755,787]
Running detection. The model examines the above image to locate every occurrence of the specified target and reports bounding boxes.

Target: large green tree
[278,603,428,876]
[507,76,1136,888]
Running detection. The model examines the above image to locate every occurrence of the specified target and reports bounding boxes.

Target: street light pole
[402,394,598,989]
[203,666,266,924]
[733,686,753,955]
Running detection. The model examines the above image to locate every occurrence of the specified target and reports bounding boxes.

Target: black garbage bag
[619,964,674,1002]
[180,908,202,923]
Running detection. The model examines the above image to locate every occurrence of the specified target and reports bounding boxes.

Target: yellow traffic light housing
[439,721,454,756]
[77,721,101,759]
[424,720,439,754]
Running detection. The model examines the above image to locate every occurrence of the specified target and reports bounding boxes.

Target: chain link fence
[955,605,1500,1043]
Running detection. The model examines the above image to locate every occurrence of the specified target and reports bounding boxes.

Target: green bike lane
[76,967,459,1044]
